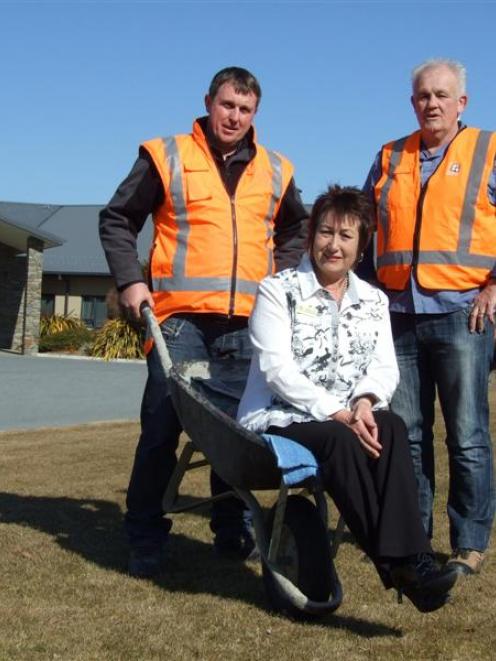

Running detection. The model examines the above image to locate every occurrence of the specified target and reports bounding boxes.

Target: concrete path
[0,351,147,431]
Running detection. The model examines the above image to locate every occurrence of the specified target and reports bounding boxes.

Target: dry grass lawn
[1,386,496,660]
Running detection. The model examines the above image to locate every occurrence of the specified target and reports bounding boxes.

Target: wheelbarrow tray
[142,305,344,618]
[168,368,307,491]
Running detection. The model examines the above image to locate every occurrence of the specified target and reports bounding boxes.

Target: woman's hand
[332,398,382,459]
[349,398,381,459]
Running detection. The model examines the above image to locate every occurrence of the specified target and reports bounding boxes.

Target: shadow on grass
[153,490,360,548]
[0,490,400,637]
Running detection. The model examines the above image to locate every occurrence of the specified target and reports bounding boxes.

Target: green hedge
[38,326,94,353]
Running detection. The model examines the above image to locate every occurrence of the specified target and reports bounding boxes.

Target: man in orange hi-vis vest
[99,67,308,578]
[360,58,496,578]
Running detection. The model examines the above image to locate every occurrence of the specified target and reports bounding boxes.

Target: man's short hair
[411,58,467,96]
[208,67,262,107]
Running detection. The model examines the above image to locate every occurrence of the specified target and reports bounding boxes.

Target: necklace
[324,273,349,302]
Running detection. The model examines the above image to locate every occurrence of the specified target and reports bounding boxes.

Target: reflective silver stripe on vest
[152,275,258,295]
[380,250,494,269]
[265,149,284,274]
[378,251,413,267]
[457,130,492,253]
[163,136,190,279]
[377,136,408,238]
[153,138,281,295]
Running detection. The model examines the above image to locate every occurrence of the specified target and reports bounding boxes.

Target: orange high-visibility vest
[142,121,294,327]
[374,127,496,290]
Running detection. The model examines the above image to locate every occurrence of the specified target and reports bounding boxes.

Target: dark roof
[0,202,153,276]
[0,202,64,250]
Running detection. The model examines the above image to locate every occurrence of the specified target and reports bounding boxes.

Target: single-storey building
[0,201,152,354]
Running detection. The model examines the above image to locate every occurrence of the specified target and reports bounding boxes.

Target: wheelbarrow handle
[140,302,173,376]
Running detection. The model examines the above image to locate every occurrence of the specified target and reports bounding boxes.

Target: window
[81,296,107,328]
[41,294,55,317]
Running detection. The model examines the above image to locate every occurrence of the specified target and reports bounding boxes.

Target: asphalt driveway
[0,352,147,431]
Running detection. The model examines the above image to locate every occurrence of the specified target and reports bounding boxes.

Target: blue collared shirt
[363,127,496,313]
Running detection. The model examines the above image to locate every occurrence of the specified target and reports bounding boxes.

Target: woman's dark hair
[308,184,375,263]
[208,67,262,107]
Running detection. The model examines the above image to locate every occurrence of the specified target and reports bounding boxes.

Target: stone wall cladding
[0,239,44,354]
[23,237,44,355]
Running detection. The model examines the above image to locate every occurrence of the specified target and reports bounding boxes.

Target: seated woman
[237,185,457,613]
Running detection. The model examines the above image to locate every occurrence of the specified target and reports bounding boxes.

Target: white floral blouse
[237,254,399,433]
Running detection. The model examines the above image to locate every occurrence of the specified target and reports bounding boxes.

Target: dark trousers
[268,411,432,583]
[125,313,252,547]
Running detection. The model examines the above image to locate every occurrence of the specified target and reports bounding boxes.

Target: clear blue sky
[2,0,495,205]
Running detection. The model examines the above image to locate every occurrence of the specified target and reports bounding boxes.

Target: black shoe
[390,553,458,613]
[128,544,166,579]
[214,529,258,561]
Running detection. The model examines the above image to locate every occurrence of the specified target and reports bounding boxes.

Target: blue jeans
[125,313,252,548]
[390,309,495,552]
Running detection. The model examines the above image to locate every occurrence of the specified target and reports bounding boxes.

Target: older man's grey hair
[411,58,467,96]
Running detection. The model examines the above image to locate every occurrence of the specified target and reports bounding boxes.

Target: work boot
[390,552,458,613]
[447,549,485,575]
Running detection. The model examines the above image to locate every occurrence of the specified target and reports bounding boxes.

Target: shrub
[38,326,94,353]
[40,314,88,337]
[90,319,144,360]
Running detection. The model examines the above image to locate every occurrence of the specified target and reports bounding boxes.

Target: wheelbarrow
[142,305,345,619]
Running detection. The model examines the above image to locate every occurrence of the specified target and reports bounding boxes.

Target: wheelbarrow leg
[161,441,196,513]
[162,442,244,515]
[268,480,289,563]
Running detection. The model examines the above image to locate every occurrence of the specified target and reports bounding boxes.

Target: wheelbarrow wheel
[261,494,334,619]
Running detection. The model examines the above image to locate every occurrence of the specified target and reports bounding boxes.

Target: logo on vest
[447,162,461,175]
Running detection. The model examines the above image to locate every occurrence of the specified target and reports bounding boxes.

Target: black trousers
[268,410,432,583]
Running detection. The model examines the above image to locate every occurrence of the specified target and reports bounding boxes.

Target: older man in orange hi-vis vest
[99,67,308,578]
[359,58,496,578]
